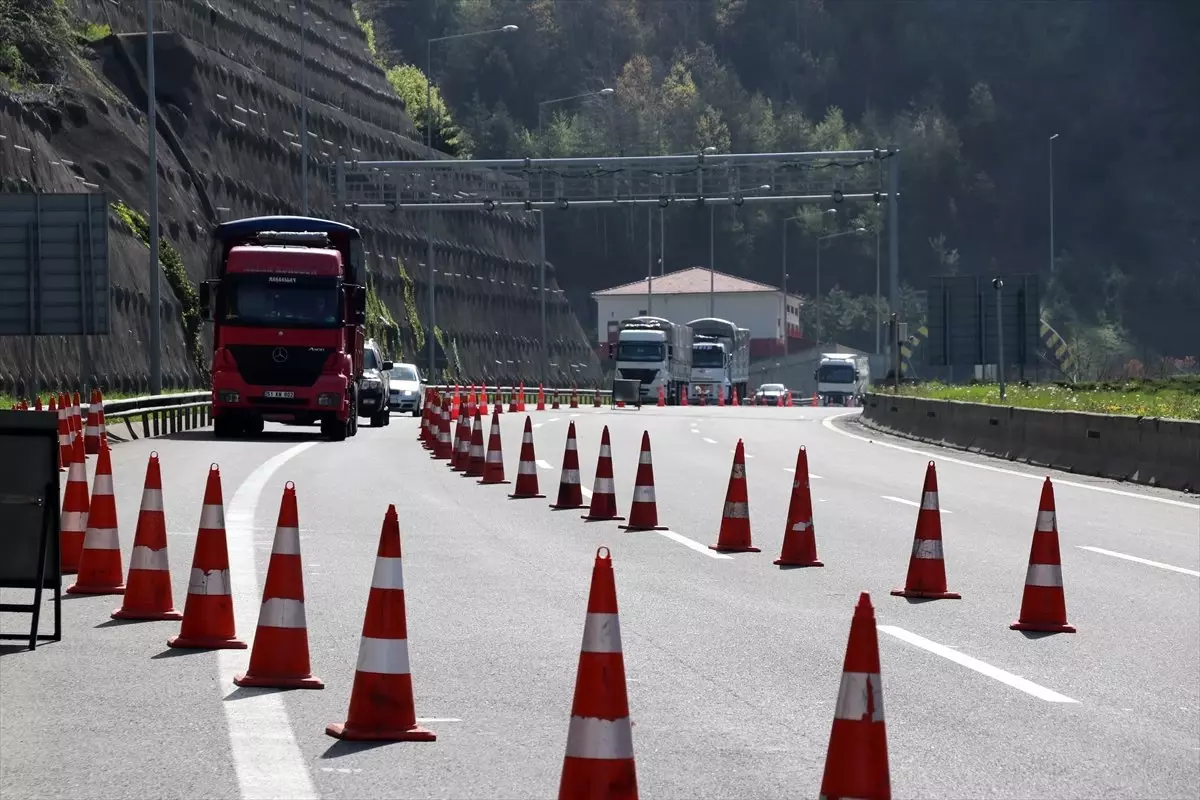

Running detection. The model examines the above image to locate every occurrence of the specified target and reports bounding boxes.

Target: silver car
[388,363,425,416]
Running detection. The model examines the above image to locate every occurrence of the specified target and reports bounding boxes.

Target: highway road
[2,404,1197,799]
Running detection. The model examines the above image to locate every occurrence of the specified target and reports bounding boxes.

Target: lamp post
[815,227,866,345]
[299,0,309,215]
[782,209,835,352]
[145,0,161,393]
[423,24,518,377]
[538,88,615,146]
[1049,133,1059,276]
[705,180,769,316]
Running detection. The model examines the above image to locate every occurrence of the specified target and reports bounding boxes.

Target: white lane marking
[416,717,462,723]
[878,625,1078,704]
[533,422,544,429]
[224,441,321,800]
[570,414,580,418]
[580,486,593,499]
[690,429,700,434]
[702,437,718,444]
[656,529,733,560]
[783,469,824,479]
[881,495,953,514]
[1077,546,1200,578]
[536,459,554,470]
[823,411,1200,510]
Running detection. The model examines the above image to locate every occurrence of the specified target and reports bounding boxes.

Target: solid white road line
[657,529,734,560]
[416,717,463,723]
[548,417,560,423]
[224,441,321,800]
[823,411,1200,510]
[881,495,953,513]
[536,459,554,470]
[877,625,1079,704]
[702,437,718,444]
[1076,546,1200,578]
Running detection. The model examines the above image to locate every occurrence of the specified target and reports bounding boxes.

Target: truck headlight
[317,393,340,407]
[218,391,239,403]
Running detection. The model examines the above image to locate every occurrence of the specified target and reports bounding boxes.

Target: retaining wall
[860,393,1200,494]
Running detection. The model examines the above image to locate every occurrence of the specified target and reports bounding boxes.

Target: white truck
[611,316,693,405]
[815,352,871,406]
[686,317,750,404]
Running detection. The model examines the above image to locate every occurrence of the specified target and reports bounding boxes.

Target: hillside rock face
[0,0,601,397]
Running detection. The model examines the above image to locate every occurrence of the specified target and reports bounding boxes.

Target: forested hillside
[362,0,1198,372]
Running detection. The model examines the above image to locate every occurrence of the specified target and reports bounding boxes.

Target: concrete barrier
[860,393,1199,493]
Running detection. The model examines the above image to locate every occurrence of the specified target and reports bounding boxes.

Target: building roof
[592,267,781,298]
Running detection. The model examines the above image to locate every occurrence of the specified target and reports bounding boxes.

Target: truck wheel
[321,417,347,441]
[243,416,265,436]
[370,410,387,427]
[214,416,238,439]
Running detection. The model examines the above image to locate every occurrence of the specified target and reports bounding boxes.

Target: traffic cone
[326,505,436,742]
[59,434,90,574]
[509,416,546,499]
[558,546,637,799]
[112,452,183,621]
[1011,478,1076,634]
[67,439,125,595]
[785,390,793,407]
[620,431,667,532]
[419,392,433,445]
[95,389,109,445]
[167,464,247,650]
[891,461,959,600]
[552,393,561,410]
[234,482,324,689]
[84,390,101,455]
[718,385,725,407]
[593,389,601,408]
[55,395,70,469]
[710,440,760,553]
[479,409,510,485]
[35,396,43,411]
[537,384,546,411]
[774,446,823,567]
[657,386,665,407]
[518,382,527,412]
[582,426,624,522]
[508,386,520,413]
[811,392,819,407]
[550,421,585,510]
[449,408,470,471]
[819,592,891,800]
[479,388,489,416]
[732,387,739,405]
[569,388,579,409]
[464,409,486,478]
[433,397,452,460]
[777,392,784,407]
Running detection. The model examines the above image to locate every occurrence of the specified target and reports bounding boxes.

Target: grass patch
[886,379,1200,421]
[76,21,110,42]
[396,257,424,354]
[351,4,380,66]
[365,276,400,357]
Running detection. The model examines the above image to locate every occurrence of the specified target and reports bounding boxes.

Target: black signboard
[925,274,1041,368]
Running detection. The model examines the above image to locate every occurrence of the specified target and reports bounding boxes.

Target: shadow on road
[159,429,326,444]
[0,643,43,657]
[320,740,395,759]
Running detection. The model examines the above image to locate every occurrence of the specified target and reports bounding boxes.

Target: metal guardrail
[427,384,615,405]
[98,391,212,441]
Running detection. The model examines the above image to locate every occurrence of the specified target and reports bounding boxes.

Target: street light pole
[874,226,882,354]
[538,88,614,149]
[537,209,547,384]
[708,203,715,316]
[1049,133,1059,276]
[300,0,308,215]
[146,0,161,394]
[815,227,867,346]
[993,278,1006,401]
[646,205,653,314]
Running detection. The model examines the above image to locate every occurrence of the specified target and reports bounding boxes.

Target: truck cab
[689,338,729,404]
[815,352,870,406]
[610,316,692,405]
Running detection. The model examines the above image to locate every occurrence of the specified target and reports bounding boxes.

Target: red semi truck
[198,216,368,441]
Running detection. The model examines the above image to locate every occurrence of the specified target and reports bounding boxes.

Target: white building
[592,267,803,357]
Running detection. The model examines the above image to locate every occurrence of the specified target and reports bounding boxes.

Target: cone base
[582,514,626,522]
[234,672,325,690]
[479,479,511,485]
[619,524,668,531]
[463,471,484,478]
[1010,620,1076,633]
[550,502,584,510]
[325,722,436,742]
[111,607,184,621]
[710,544,761,553]
[508,493,547,499]
[774,558,824,567]
[167,635,248,649]
[61,566,79,576]
[66,582,125,596]
[892,588,960,599]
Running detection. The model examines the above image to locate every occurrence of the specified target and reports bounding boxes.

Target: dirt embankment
[0,0,601,397]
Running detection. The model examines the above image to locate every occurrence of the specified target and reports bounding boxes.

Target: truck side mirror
[348,286,366,325]
[198,281,212,321]
[606,343,615,359]
[382,361,394,371]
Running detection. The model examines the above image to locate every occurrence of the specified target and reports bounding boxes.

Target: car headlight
[362,378,382,389]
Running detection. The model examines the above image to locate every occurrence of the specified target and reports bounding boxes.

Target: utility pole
[993,278,1006,401]
[538,209,547,384]
[146,0,161,394]
[708,203,715,316]
[645,205,653,314]
[1049,133,1059,276]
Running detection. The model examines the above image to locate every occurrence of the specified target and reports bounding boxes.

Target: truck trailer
[815,352,871,406]
[610,316,693,405]
[686,317,750,404]
[199,216,368,441]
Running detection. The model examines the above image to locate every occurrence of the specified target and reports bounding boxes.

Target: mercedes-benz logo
[271,347,288,364]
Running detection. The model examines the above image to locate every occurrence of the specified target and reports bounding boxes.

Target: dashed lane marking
[878,625,1079,704]
[547,417,560,423]
[782,468,824,479]
[536,459,554,470]
[822,411,1200,510]
[702,437,718,444]
[1077,546,1200,578]
[656,529,734,560]
[881,495,953,513]
[532,422,544,429]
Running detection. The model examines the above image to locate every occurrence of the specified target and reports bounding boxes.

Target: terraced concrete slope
[0,0,600,395]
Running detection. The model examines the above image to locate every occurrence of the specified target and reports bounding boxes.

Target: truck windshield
[692,346,725,368]
[617,342,665,362]
[818,364,856,383]
[220,275,340,328]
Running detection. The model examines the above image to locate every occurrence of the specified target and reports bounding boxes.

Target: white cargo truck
[611,316,693,405]
[686,318,750,404]
[815,352,871,406]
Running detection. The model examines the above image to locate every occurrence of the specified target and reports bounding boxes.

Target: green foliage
[384,63,472,157]
[352,4,380,65]
[889,380,1200,421]
[0,0,75,87]
[395,257,424,354]
[76,21,110,43]
[364,276,399,357]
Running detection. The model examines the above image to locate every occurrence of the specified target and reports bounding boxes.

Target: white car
[388,363,425,416]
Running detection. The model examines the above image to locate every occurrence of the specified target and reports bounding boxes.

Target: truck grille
[618,368,657,383]
[227,345,331,387]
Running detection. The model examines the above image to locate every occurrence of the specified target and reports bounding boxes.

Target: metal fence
[98,391,212,441]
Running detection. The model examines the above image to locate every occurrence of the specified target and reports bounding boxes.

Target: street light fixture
[781,209,835,354]
[537,87,616,144]
[814,227,867,345]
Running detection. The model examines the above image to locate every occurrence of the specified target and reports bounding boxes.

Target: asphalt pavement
[2,403,1197,799]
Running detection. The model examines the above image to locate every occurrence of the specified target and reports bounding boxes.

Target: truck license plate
[263,390,295,399]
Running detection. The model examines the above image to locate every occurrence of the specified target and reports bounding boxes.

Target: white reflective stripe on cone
[188,567,232,595]
[599,445,611,458]
[272,526,301,556]
[1036,510,1056,532]
[731,464,746,480]
[833,671,885,722]
[92,475,114,495]
[61,511,87,531]
[565,439,577,450]
[82,527,119,550]
[921,491,939,510]
[86,426,98,436]
[561,469,580,484]
[371,556,405,590]
[486,450,503,463]
[523,433,534,443]
[1025,563,1063,587]
[592,477,615,494]
[580,612,622,653]
[722,501,749,519]
[356,635,411,675]
[199,503,225,530]
[564,716,635,760]
[470,445,484,457]
[518,461,537,475]
[912,538,944,560]
[130,545,170,571]
[638,450,652,465]
[257,597,307,629]
[140,487,164,512]
[632,485,656,503]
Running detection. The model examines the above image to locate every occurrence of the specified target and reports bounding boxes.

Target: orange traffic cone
[785,390,793,407]
[710,440,760,553]
[657,386,665,407]
[620,431,667,532]
[569,388,578,409]
[892,461,959,600]
[582,426,624,522]
[508,386,520,413]
[326,505,436,742]
[819,592,891,800]
[479,388,489,416]
[67,439,125,594]
[235,482,324,689]
[449,407,470,471]
[54,395,69,469]
[463,409,486,478]
[434,397,453,459]
[1011,478,1076,634]
[558,547,637,799]
[420,392,434,446]
[718,385,725,407]
[518,382,527,412]
[509,416,546,499]
[59,433,90,574]
[537,384,546,411]
[95,389,109,445]
[732,387,739,405]
[112,452,183,620]
[168,464,247,650]
[479,409,510,485]
[774,446,823,567]
[84,390,101,455]
[550,421,585,510]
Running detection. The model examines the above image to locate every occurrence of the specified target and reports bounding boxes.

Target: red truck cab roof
[225,245,344,277]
